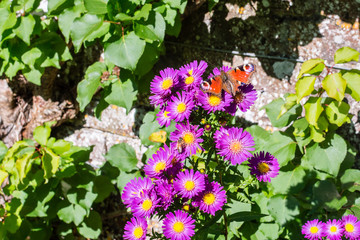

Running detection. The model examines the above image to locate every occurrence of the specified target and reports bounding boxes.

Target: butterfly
[200,63,255,97]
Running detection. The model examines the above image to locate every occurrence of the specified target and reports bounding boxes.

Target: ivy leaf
[15,150,34,183]
[0,8,17,37]
[245,125,270,150]
[133,3,152,21]
[342,70,360,101]
[270,166,306,194]
[139,111,162,146]
[334,47,360,64]
[70,14,103,53]
[304,97,323,128]
[297,58,325,79]
[340,169,360,192]
[0,170,8,186]
[277,94,297,119]
[0,141,8,161]
[322,73,346,101]
[84,0,108,14]
[295,76,316,103]
[51,140,71,155]
[93,175,114,202]
[104,143,138,172]
[162,0,187,13]
[104,32,146,71]
[325,100,351,127]
[33,124,51,146]
[104,77,137,114]
[77,211,102,239]
[134,42,159,77]
[302,133,346,176]
[41,148,60,180]
[14,15,36,45]
[134,11,166,42]
[48,0,74,14]
[76,62,106,111]
[267,195,299,226]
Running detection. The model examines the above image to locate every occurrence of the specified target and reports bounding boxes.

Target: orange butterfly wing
[226,68,253,84]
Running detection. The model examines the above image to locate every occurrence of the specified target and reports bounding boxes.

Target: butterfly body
[176,137,186,154]
[200,64,255,97]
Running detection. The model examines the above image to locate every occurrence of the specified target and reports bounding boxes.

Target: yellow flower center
[203,193,216,205]
[330,226,337,233]
[154,161,166,173]
[345,223,354,232]
[258,162,270,174]
[163,111,170,118]
[230,141,242,154]
[310,226,318,234]
[208,95,221,106]
[184,180,195,191]
[162,78,173,90]
[183,205,190,211]
[142,199,152,211]
[133,227,144,239]
[173,221,185,233]
[176,102,187,113]
[185,75,195,85]
[183,132,195,145]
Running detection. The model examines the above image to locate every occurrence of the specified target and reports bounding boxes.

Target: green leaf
[270,166,306,194]
[313,179,347,211]
[57,202,87,225]
[293,118,309,137]
[104,32,146,71]
[0,141,8,161]
[304,97,323,128]
[263,97,301,128]
[15,150,34,183]
[340,169,360,192]
[263,131,297,167]
[51,140,71,155]
[77,211,102,239]
[325,100,351,126]
[58,4,84,43]
[134,43,159,77]
[133,3,152,20]
[228,212,267,222]
[33,124,51,146]
[302,134,347,176]
[104,143,138,171]
[277,93,297,119]
[295,76,316,103]
[48,0,74,14]
[297,58,325,79]
[342,70,360,101]
[309,125,325,143]
[84,0,108,14]
[163,0,187,13]
[70,14,103,53]
[93,175,114,202]
[14,15,36,45]
[0,170,8,186]
[267,195,299,226]
[104,77,137,114]
[322,73,346,101]
[334,47,360,64]
[116,170,142,193]
[41,148,60,179]
[139,111,162,146]
[0,8,17,37]
[76,62,106,111]
[85,21,110,42]
[134,11,166,42]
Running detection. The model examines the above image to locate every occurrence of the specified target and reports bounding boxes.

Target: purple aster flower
[167,92,195,122]
[214,127,255,165]
[156,108,172,127]
[208,65,232,78]
[302,219,326,240]
[123,216,147,240]
[122,177,154,207]
[144,145,173,179]
[342,215,360,240]
[170,122,204,157]
[155,179,176,210]
[324,219,344,240]
[226,83,257,115]
[163,210,195,240]
[150,67,179,96]
[173,169,205,198]
[131,190,160,218]
[193,181,227,216]
[248,151,279,182]
[179,60,208,90]
[197,91,233,113]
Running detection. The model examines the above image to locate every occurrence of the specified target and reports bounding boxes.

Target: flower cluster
[302,215,360,240]
[123,60,280,240]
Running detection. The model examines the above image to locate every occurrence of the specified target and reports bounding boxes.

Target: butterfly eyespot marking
[200,81,210,90]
